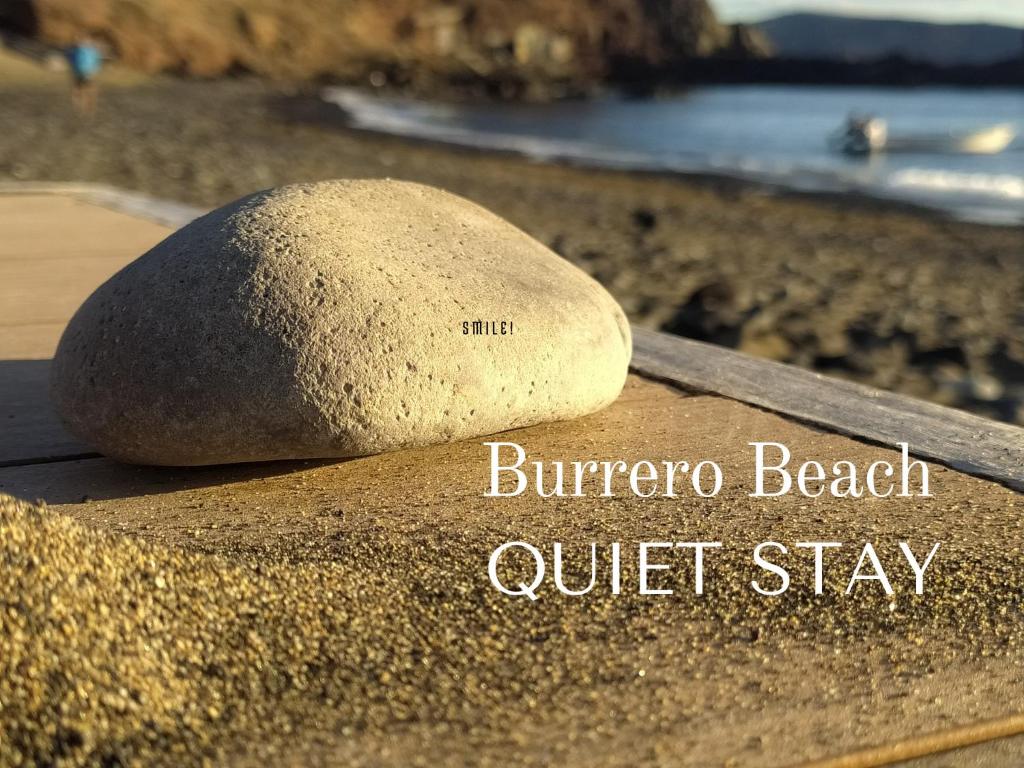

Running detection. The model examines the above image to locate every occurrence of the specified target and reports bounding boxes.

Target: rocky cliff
[4,0,766,92]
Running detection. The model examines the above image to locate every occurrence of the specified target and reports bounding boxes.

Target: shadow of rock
[0,454,345,505]
[0,358,91,465]
[0,357,349,504]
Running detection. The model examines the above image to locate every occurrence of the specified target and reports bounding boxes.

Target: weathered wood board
[631,326,1024,492]
[0,193,172,358]
[0,358,97,466]
[0,193,171,463]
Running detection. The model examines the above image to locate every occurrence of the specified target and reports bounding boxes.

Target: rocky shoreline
[1,71,1021,425]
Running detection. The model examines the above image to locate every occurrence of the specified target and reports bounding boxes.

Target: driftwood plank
[630,327,1024,492]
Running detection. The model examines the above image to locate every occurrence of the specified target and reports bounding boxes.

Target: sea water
[323,84,1024,225]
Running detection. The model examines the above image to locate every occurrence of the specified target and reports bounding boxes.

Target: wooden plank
[0,182,204,229]
[78,184,205,228]
[630,327,1024,492]
[0,377,1021,766]
[2,186,1021,496]
[0,254,153,330]
[0,323,68,360]
[0,195,171,258]
[0,193,172,464]
[0,358,96,466]
[0,194,172,358]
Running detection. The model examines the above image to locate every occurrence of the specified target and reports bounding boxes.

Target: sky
[713,0,1024,27]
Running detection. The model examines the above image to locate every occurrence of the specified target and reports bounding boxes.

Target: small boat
[832,116,1016,156]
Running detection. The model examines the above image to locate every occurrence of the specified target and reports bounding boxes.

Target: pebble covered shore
[1,72,1021,424]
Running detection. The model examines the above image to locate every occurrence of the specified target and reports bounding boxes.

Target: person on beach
[67,38,102,116]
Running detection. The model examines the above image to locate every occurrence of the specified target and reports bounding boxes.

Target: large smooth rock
[51,180,631,465]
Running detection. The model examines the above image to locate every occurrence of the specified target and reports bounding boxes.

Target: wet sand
[0,54,1021,425]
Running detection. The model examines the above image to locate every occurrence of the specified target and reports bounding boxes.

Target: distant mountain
[758,13,1024,66]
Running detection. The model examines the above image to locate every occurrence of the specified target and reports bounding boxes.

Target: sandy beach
[0,53,1021,425]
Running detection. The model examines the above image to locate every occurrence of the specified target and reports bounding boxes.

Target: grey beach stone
[51,180,631,465]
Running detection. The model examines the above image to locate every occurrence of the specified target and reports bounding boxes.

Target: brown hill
[3,0,766,89]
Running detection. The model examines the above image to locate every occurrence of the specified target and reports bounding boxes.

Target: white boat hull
[884,124,1016,155]
[834,119,1016,156]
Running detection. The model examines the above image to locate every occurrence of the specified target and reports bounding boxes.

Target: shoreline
[329,117,978,228]
[316,85,1024,228]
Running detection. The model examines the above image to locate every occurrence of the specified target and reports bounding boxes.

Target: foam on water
[887,168,1024,200]
[324,87,662,168]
